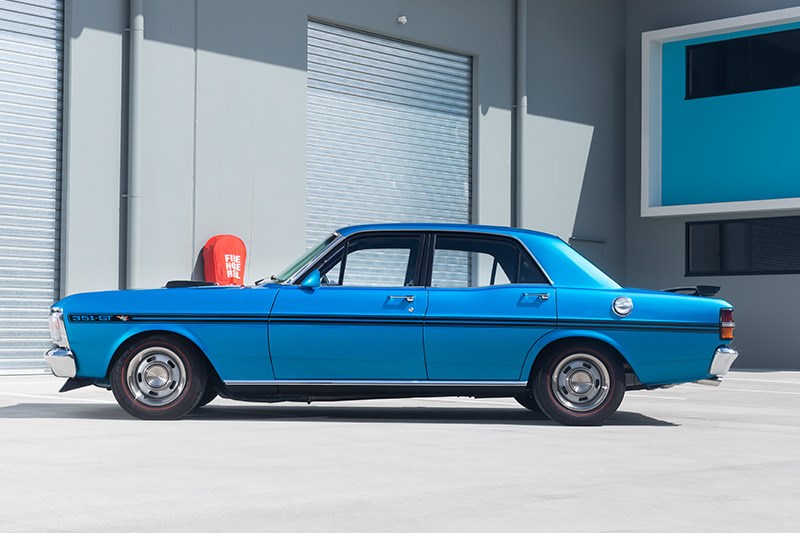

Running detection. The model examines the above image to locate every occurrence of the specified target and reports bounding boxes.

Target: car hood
[53,284,280,317]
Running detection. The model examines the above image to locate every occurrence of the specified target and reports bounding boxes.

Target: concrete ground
[0,371,798,532]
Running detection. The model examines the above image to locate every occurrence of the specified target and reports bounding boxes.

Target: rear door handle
[388,295,415,303]
[523,292,549,301]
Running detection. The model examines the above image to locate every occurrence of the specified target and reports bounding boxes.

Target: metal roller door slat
[307,106,469,149]
[0,0,61,371]
[309,89,470,131]
[2,0,62,21]
[0,35,59,58]
[310,144,469,176]
[308,149,470,184]
[308,76,469,114]
[307,126,468,161]
[0,6,63,30]
[309,23,469,70]
[0,121,60,141]
[307,50,470,93]
[307,48,469,91]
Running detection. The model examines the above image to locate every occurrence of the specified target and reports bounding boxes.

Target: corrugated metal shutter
[0,0,63,372]
[306,20,472,248]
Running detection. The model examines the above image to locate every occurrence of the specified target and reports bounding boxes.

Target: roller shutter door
[0,0,63,372]
[306,21,472,247]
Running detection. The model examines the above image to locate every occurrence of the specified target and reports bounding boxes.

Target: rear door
[423,233,557,380]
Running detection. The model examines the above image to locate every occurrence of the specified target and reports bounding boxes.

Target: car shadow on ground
[0,402,678,426]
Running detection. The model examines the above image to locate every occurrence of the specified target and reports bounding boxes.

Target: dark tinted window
[431,235,547,288]
[686,28,800,99]
[687,217,800,275]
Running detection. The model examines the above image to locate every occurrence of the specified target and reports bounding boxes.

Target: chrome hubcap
[551,353,610,412]
[126,347,186,407]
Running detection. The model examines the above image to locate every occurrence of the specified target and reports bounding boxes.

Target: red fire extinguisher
[202,234,247,285]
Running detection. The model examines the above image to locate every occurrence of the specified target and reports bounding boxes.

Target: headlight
[48,307,70,349]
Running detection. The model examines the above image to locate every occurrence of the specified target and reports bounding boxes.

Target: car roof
[336,223,558,241]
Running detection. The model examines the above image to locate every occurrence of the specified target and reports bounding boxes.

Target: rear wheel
[111,335,208,420]
[532,343,624,426]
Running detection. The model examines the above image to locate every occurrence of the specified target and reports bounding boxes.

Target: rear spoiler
[662,285,720,297]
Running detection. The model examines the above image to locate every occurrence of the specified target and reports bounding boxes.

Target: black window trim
[685,217,800,277]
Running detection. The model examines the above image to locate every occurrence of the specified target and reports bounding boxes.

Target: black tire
[110,334,208,420]
[195,384,218,408]
[514,390,542,412]
[532,343,625,426]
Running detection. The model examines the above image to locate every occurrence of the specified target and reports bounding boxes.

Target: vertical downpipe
[515,0,527,228]
[126,0,143,288]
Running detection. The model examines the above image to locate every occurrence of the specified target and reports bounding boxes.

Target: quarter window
[430,235,547,288]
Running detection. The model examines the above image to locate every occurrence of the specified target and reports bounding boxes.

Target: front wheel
[532,344,624,426]
[111,335,208,420]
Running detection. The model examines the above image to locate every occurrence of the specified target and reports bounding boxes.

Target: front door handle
[523,292,549,301]
[388,295,415,303]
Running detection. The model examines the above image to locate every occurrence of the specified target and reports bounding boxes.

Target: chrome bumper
[43,347,77,378]
[709,346,738,375]
[696,346,738,387]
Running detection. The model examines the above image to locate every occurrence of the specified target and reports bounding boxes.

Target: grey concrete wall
[625,0,800,369]
[65,0,517,290]
[522,0,626,281]
[61,0,127,295]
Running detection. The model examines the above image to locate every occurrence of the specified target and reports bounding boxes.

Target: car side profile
[44,224,738,425]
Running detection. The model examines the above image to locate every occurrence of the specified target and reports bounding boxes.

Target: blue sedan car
[44,224,738,425]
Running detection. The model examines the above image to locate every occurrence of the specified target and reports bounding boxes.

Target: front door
[423,233,557,380]
[269,233,428,380]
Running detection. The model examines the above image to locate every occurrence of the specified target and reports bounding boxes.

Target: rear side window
[430,234,548,288]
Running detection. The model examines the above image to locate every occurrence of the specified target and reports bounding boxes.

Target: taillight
[720,308,735,340]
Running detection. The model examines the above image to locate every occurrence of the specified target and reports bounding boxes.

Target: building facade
[0,0,797,372]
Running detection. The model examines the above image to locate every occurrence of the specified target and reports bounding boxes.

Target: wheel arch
[104,328,221,387]
[522,330,638,386]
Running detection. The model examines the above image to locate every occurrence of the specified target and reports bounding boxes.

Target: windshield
[270,233,338,283]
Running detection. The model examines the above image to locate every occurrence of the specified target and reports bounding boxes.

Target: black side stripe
[68,313,719,332]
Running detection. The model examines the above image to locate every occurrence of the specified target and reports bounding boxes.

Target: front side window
[430,235,547,288]
[319,234,422,287]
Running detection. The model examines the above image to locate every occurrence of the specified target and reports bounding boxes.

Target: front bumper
[43,347,77,378]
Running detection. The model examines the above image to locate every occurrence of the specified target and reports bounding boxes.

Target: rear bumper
[709,346,738,376]
[696,346,738,386]
[43,347,77,378]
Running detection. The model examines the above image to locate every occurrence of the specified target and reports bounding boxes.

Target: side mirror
[301,269,321,289]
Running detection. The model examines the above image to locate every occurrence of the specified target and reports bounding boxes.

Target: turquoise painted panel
[662,22,800,206]
[423,285,556,380]
[58,285,277,381]
[551,288,731,385]
[268,285,428,379]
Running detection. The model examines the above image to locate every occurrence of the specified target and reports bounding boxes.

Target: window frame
[641,7,800,217]
[423,231,550,289]
[301,231,427,288]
